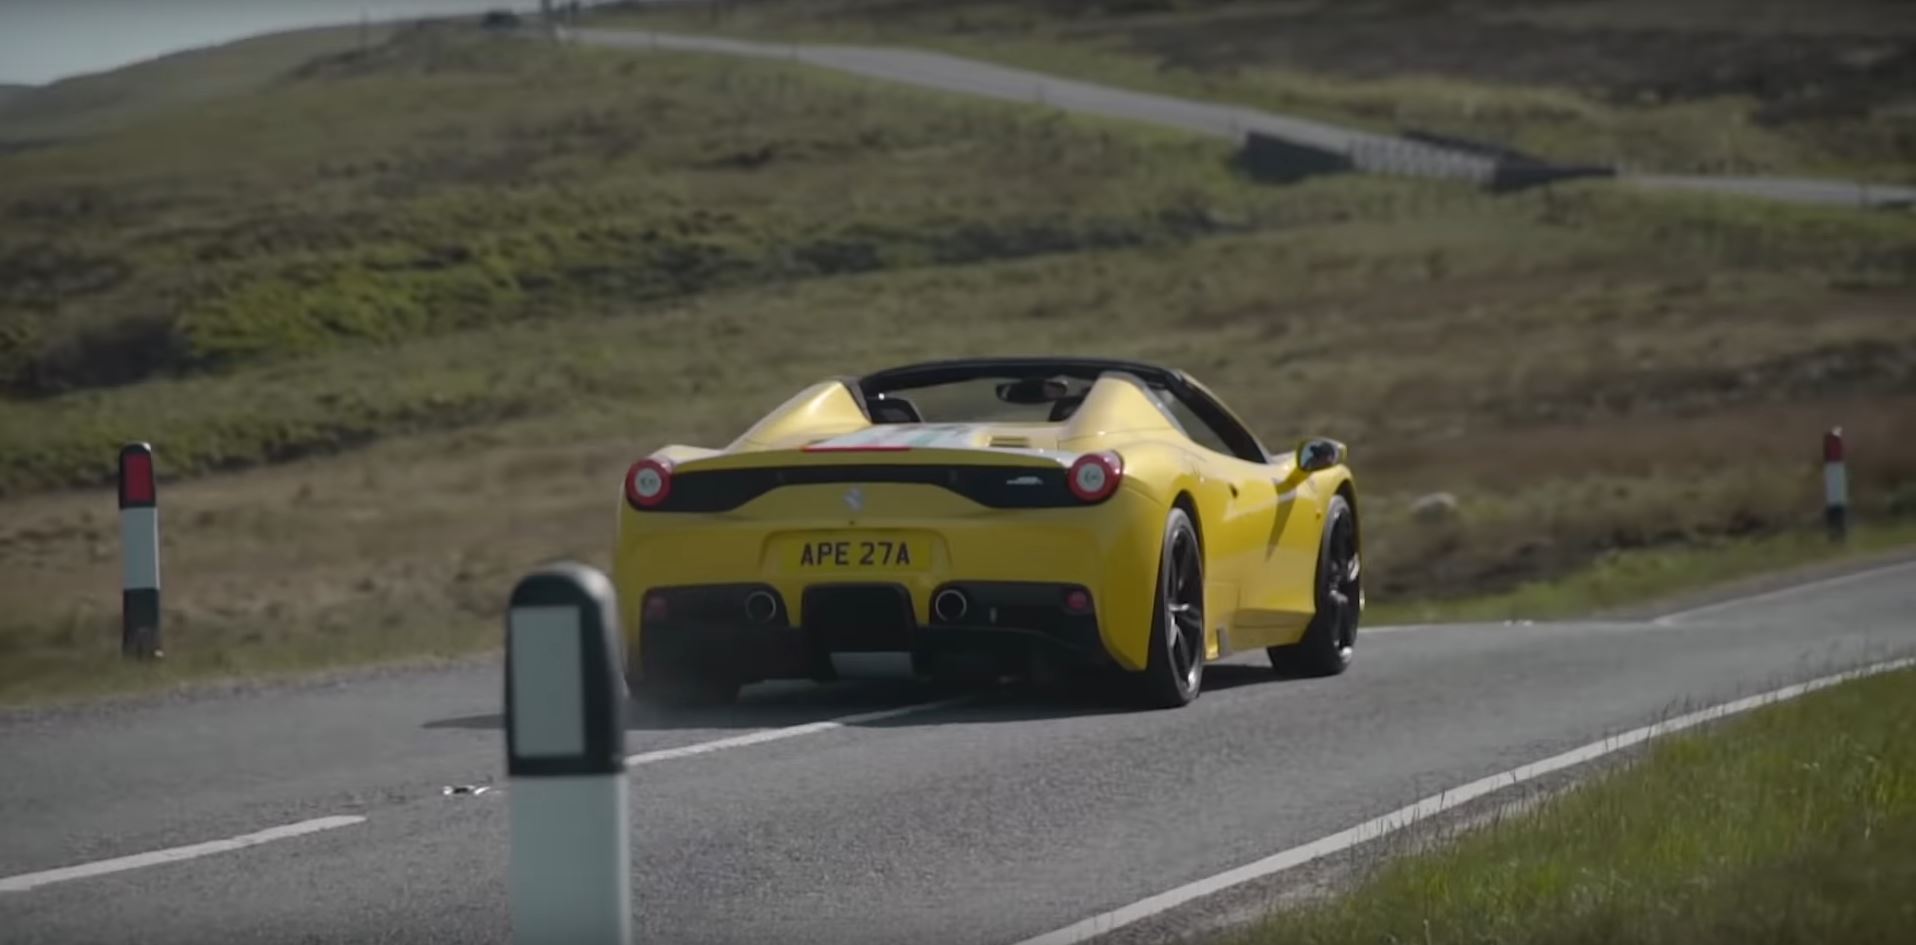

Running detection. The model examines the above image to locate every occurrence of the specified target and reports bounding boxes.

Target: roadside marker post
[505,563,631,945]
[1823,427,1849,543]
[117,442,163,660]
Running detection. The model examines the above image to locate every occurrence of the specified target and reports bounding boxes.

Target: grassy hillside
[0,19,1912,702]
[0,22,1279,402]
[595,0,1916,182]
[0,24,394,145]
[1225,664,1916,945]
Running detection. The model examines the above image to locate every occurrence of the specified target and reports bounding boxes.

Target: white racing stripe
[0,816,366,894]
[1008,656,1916,945]
[626,695,973,766]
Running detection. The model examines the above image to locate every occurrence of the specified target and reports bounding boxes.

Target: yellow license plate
[787,533,926,570]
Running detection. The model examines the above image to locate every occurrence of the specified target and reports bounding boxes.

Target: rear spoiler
[674,444,1070,474]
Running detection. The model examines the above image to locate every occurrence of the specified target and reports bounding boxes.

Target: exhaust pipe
[743,590,779,624]
[933,589,969,623]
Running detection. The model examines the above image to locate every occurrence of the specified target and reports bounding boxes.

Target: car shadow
[1196,662,1288,692]
[423,662,1291,733]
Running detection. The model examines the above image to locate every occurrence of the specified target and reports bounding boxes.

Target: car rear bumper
[635,579,1122,685]
[615,481,1168,675]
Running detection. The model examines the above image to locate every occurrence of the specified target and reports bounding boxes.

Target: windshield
[873,375,1096,424]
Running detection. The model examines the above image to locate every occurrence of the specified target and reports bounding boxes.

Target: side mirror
[1295,438,1344,473]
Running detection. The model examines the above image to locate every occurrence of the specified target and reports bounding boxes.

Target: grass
[1367,520,1916,626]
[0,17,1912,704]
[1220,664,1916,945]
[592,0,1916,183]
[0,23,396,144]
[6,168,1914,495]
[0,21,1274,398]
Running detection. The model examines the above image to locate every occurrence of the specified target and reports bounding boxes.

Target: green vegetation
[0,16,1911,703]
[595,0,1916,182]
[1368,521,1916,625]
[0,594,497,706]
[1222,664,1916,945]
[0,24,394,143]
[0,22,1270,401]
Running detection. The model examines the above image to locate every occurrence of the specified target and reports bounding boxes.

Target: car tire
[1268,493,1360,678]
[1134,506,1206,709]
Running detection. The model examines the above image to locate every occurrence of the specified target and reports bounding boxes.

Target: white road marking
[0,816,366,894]
[1653,558,1916,625]
[1361,557,1916,635]
[1008,656,1916,945]
[1,698,969,895]
[625,695,974,766]
[13,555,1903,900]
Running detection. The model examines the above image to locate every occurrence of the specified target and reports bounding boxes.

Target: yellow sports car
[613,357,1362,709]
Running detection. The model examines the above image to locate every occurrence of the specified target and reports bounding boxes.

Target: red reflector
[1067,451,1123,503]
[625,457,673,509]
[121,451,155,505]
[1823,428,1845,463]
[643,595,668,620]
[1064,589,1092,613]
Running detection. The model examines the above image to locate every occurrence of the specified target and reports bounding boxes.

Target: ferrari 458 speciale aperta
[614,357,1362,709]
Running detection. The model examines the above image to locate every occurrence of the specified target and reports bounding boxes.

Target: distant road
[3,562,1912,942]
[568,27,1916,211]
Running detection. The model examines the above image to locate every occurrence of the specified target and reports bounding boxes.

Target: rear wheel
[1268,494,1360,677]
[1134,506,1206,709]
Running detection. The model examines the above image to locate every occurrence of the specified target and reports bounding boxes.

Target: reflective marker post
[505,563,631,945]
[1823,427,1849,543]
[118,442,163,660]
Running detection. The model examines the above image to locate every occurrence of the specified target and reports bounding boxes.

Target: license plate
[788,534,925,570]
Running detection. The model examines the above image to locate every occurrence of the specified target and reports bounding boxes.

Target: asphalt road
[2,562,1912,943]
[568,28,1916,211]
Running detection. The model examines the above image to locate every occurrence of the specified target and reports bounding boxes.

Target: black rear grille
[650,464,1078,513]
[803,584,915,651]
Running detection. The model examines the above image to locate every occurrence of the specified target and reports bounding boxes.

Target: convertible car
[613,357,1361,709]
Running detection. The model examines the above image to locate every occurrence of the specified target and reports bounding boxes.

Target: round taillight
[1064,588,1092,613]
[1067,451,1122,503]
[625,457,673,508]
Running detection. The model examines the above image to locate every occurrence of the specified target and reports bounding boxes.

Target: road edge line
[1652,558,1916,625]
[0,815,367,894]
[624,695,974,766]
[1007,656,1916,945]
